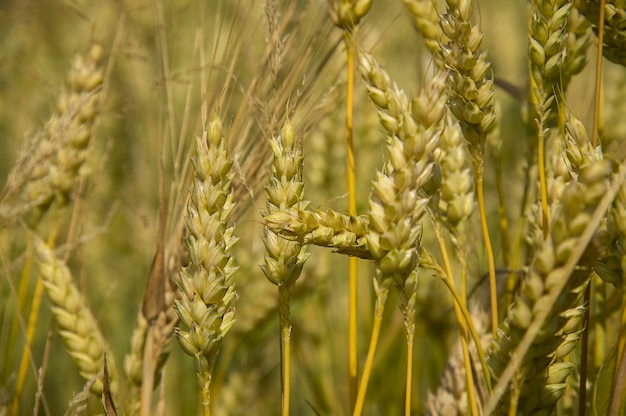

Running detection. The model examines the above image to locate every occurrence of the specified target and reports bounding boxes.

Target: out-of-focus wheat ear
[34,44,105,225]
[528,0,572,124]
[435,115,475,232]
[426,309,491,416]
[0,45,104,228]
[123,309,148,415]
[174,115,238,416]
[578,0,626,66]
[34,237,117,396]
[327,0,372,31]
[402,0,447,56]
[563,5,593,88]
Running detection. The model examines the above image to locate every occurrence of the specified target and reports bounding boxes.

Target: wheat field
[1,0,626,415]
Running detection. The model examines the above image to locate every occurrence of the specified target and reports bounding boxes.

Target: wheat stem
[592,0,605,148]
[344,32,359,411]
[495,155,510,266]
[353,291,386,416]
[537,120,550,235]
[405,331,414,416]
[421,248,492,393]
[13,226,60,415]
[281,320,291,416]
[433,221,480,414]
[475,157,498,335]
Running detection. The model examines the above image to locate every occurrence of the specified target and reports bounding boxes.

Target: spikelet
[174,116,238,413]
[34,238,117,396]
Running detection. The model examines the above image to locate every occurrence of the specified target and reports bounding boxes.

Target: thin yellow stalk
[281,325,291,416]
[592,0,605,149]
[475,157,498,335]
[612,296,626,415]
[352,302,385,416]
[594,279,607,369]
[200,377,211,416]
[537,124,550,235]
[433,223,479,415]
[405,332,413,416]
[13,228,59,415]
[580,282,591,416]
[344,32,358,411]
[430,254,492,392]
[4,236,33,376]
[591,1,606,408]
[495,156,510,266]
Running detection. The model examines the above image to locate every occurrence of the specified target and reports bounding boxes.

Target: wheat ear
[578,0,626,66]
[265,208,370,258]
[438,0,498,334]
[355,51,447,416]
[34,237,117,396]
[0,45,104,228]
[402,0,447,56]
[174,116,238,416]
[260,120,309,416]
[488,130,612,413]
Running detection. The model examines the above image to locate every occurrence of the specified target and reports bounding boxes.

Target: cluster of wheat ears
[1,0,626,415]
